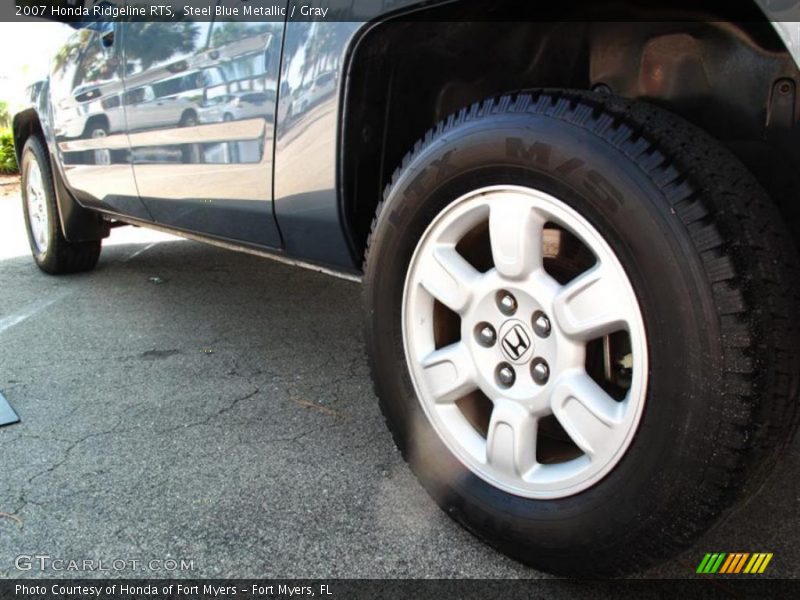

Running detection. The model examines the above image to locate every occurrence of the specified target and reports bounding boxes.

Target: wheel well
[341,0,800,263]
[11,108,44,164]
[83,114,110,136]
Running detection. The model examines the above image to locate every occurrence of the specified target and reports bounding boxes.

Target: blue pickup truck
[12,0,800,576]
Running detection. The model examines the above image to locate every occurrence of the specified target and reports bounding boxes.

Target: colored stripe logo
[696,553,773,574]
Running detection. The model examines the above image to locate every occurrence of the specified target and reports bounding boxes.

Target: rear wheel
[363,91,800,576]
[21,136,102,275]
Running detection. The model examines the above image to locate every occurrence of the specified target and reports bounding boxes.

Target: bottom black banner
[1,579,798,600]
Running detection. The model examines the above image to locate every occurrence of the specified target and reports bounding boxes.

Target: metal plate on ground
[0,391,20,427]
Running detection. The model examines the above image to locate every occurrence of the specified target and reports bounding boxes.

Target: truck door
[122,4,284,248]
[49,21,151,220]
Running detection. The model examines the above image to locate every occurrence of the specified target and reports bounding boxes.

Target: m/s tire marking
[506,138,624,213]
[388,138,625,229]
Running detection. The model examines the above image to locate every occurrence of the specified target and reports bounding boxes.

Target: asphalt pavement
[0,188,798,580]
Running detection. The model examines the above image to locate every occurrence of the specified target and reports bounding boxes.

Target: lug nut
[531,358,550,385]
[476,323,497,347]
[497,292,517,316]
[532,312,551,338]
[496,363,516,388]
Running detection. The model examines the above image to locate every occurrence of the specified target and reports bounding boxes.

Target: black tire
[362,90,800,576]
[20,136,102,275]
[180,111,198,127]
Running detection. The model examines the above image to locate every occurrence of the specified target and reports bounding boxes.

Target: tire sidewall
[364,113,725,565]
[21,139,59,270]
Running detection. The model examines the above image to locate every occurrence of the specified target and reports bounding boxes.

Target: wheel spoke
[418,245,479,314]
[551,371,623,456]
[420,342,477,404]
[552,264,631,340]
[489,200,545,280]
[486,399,538,476]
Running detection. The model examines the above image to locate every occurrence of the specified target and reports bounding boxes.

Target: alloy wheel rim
[25,158,49,254]
[402,185,648,499]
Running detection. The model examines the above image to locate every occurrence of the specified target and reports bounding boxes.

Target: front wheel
[21,136,102,274]
[363,91,800,576]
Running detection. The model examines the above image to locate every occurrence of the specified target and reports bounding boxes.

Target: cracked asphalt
[0,190,799,580]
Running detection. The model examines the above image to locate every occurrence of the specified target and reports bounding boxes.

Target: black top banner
[5,0,800,23]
